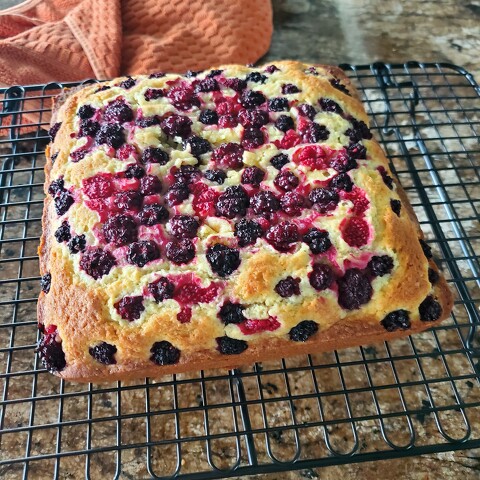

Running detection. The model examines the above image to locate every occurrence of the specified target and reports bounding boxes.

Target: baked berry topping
[319,98,343,114]
[218,115,238,128]
[381,310,410,332]
[104,99,134,123]
[40,273,51,293]
[234,218,263,247]
[80,248,116,279]
[238,109,269,128]
[419,239,433,259]
[251,191,280,216]
[114,190,143,211]
[419,295,442,321]
[329,173,353,192]
[270,153,289,170]
[275,115,294,132]
[206,244,241,277]
[95,123,125,148]
[309,188,339,213]
[119,77,136,89]
[280,191,306,216]
[219,302,246,324]
[89,342,117,364]
[68,234,86,254]
[303,228,332,254]
[330,78,350,95]
[150,341,181,365]
[194,77,219,93]
[212,143,244,169]
[37,329,66,372]
[127,240,160,267]
[297,104,317,120]
[166,84,200,110]
[168,215,200,239]
[216,185,250,218]
[299,122,330,143]
[144,88,165,101]
[341,217,370,248]
[265,65,280,73]
[368,255,394,277]
[83,174,114,199]
[347,142,367,160]
[216,336,248,355]
[103,214,137,246]
[137,203,169,225]
[165,239,195,264]
[240,90,266,109]
[309,263,334,291]
[337,268,373,310]
[241,166,265,186]
[246,72,267,84]
[222,77,247,91]
[265,222,299,252]
[199,109,219,125]
[428,268,440,285]
[160,113,192,138]
[204,169,226,184]
[268,97,289,112]
[51,152,58,164]
[275,276,301,297]
[165,184,190,206]
[78,119,100,137]
[140,175,162,195]
[48,178,65,197]
[378,166,394,189]
[289,320,318,342]
[390,199,401,216]
[78,104,95,119]
[282,83,301,94]
[115,295,144,321]
[346,118,372,141]
[242,127,265,149]
[55,221,71,243]
[274,170,299,191]
[49,122,61,141]
[54,191,74,216]
[148,277,175,302]
[184,135,211,157]
[141,146,169,165]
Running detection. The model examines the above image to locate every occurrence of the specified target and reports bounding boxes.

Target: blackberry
[127,240,160,267]
[280,191,305,216]
[265,222,299,252]
[141,147,169,165]
[275,115,294,132]
[119,77,136,89]
[204,169,226,184]
[148,277,175,302]
[251,191,280,216]
[222,77,247,91]
[102,214,137,246]
[140,175,162,195]
[265,65,280,73]
[78,119,100,137]
[104,99,134,123]
[300,122,329,143]
[206,244,241,277]
[234,218,263,247]
[114,191,143,211]
[206,69,223,77]
[166,85,200,110]
[54,221,71,243]
[270,153,289,170]
[168,215,200,239]
[215,185,250,218]
[330,78,350,95]
[150,341,181,365]
[275,276,301,297]
[428,268,440,285]
[79,248,116,279]
[241,127,265,149]
[347,142,367,160]
[308,188,339,213]
[164,184,190,206]
[124,164,145,179]
[51,152,58,164]
[329,173,353,192]
[212,143,244,169]
[319,98,343,114]
[419,296,442,321]
[241,166,265,186]
[160,113,192,138]
[95,123,125,148]
[165,239,195,264]
[199,109,219,125]
[240,90,266,109]
[149,72,165,78]
[309,264,334,291]
[172,165,202,185]
[37,330,66,372]
[219,302,246,324]
[345,118,372,141]
[184,135,211,157]
[89,342,117,364]
[68,234,86,254]
[368,255,394,277]
[297,104,316,120]
[268,97,289,112]
[114,295,144,321]
[381,310,410,332]
[303,228,332,254]
[137,203,169,226]
[378,166,394,189]
[274,170,299,191]
[238,109,269,128]
[216,336,248,355]
[40,273,51,293]
[49,122,61,141]
[48,177,64,197]
[419,239,433,259]
[330,153,358,173]
[136,115,161,128]
[218,115,238,128]
[246,72,267,83]
[144,88,165,101]
[54,191,74,216]
[194,77,219,93]
[337,268,373,310]
[391,199,401,216]
[289,320,318,342]
[282,84,301,94]
[78,104,95,119]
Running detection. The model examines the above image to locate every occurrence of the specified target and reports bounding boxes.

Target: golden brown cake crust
[38,61,453,383]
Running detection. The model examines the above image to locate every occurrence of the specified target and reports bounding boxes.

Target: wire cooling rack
[0,62,479,479]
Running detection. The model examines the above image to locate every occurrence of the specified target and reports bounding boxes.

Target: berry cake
[38,61,453,382]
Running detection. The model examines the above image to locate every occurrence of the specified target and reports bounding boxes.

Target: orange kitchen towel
[0,0,273,85]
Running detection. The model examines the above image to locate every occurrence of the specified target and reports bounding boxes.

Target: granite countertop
[0,0,479,479]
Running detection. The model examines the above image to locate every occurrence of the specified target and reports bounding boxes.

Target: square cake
[38,61,453,382]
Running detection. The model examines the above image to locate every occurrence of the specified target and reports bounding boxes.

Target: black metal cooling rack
[0,62,479,479]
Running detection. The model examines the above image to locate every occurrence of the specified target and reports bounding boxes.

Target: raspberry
[299,122,330,143]
[218,115,238,128]
[345,188,369,215]
[345,118,372,141]
[419,296,442,321]
[177,306,192,323]
[119,77,136,89]
[212,143,244,169]
[347,142,367,160]
[55,221,71,243]
[219,302,246,324]
[137,203,169,226]
[206,244,241,277]
[337,268,373,310]
[294,145,329,170]
[103,214,137,246]
[391,199,402,216]
[241,166,265,186]
[341,217,370,247]
[297,104,316,120]
[148,277,175,302]
[89,342,117,364]
[419,239,433,259]
[240,90,266,109]
[95,123,125,148]
[265,222,299,252]
[251,191,280,216]
[49,122,61,141]
[78,119,100,137]
[174,282,219,305]
[428,268,440,285]
[150,341,181,365]
[275,276,300,297]
[141,147,169,165]
[265,65,280,73]
[309,264,334,291]
[319,98,343,114]
[138,175,161,196]
[165,239,195,264]
[275,115,294,132]
[216,185,250,218]
[40,273,51,293]
[191,183,218,217]
[216,336,248,355]
[144,88,165,101]
[168,215,200,239]
[48,178,64,197]
[246,72,267,84]
[114,191,143,211]
[238,109,269,128]
[381,310,410,332]
[204,169,226,184]
[37,329,66,372]
[309,188,339,213]
[116,144,137,161]
[282,84,301,94]
[104,99,134,123]
[160,114,192,138]
[234,218,263,247]
[68,234,86,254]
[184,135,211,157]
[54,191,74,216]
[165,184,190,206]
[222,77,247,91]
[270,153,289,170]
[242,127,265,149]
[83,174,114,199]
[115,295,144,321]
[330,78,350,95]
[78,104,95,119]
[80,247,116,279]
[199,109,218,125]
[280,191,305,216]
[303,228,332,254]
[368,255,394,277]
[238,317,281,335]
[289,320,318,342]
[268,97,289,112]
[127,240,160,267]
[330,150,357,172]
[194,77,219,93]
[274,170,299,191]
[329,173,353,192]
[166,84,200,110]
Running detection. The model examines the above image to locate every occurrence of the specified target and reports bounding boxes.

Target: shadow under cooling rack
[0,62,479,479]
